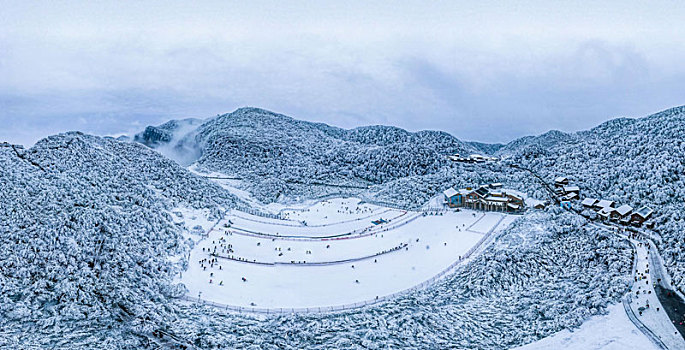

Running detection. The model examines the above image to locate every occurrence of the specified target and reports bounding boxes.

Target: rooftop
[615,204,633,216]
[554,176,568,183]
[563,185,580,192]
[634,206,654,219]
[443,187,458,198]
[581,198,598,206]
[596,200,614,208]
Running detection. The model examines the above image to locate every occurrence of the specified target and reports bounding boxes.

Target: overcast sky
[1,1,684,146]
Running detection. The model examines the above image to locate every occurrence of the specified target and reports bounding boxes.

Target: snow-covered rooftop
[562,193,578,200]
[485,196,509,203]
[443,187,458,198]
[596,200,614,208]
[581,198,598,206]
[634,206,653,219]
[615,204,633,216]
[599,207,614,217]
[563,185,580,192]
[554,176,568,183]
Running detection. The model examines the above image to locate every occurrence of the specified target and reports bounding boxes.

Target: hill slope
[137,107,485,202]
[0,133,239,347]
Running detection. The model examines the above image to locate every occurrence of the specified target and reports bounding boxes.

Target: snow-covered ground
[514,303,658,350]
[177,198,517,309]
[626,240,683,349]
[170,206,216,244]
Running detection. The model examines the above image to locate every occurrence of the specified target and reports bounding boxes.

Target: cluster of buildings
[443,183,525,213]
[554,176,654,228]
[580,198,654,227]
[554,177,580,201]
[448,153,498,163]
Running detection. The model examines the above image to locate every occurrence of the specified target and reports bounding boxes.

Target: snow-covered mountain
[135,105,685,293]
[132,117,205,166]
[0,132,239,346]
[497,129,579,156]
[131,105,685,294]
[137,107,487,202]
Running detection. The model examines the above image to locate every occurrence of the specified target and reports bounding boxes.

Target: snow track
[177,198,517,311]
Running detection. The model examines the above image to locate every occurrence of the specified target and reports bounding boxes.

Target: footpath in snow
[625,240,683,349]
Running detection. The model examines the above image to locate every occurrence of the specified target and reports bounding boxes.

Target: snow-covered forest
[0,133,239,347]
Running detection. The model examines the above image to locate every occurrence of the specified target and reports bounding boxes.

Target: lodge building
[443,184,525,213]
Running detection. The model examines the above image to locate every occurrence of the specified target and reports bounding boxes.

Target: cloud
[0,2,684,146]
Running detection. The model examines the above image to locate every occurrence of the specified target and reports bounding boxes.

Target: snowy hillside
[0,133,240,347]
[500,106,685,294]
[137,107,485,203]
[497,129,579,156]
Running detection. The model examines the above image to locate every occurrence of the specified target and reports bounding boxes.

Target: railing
[209,242,408,267]
[419,207,451,213]
[181,216,501,314]
[358,195,414,211]
[274,192,352,215]
[233,208,398,228]
[232,205,284,220]
[225,211,422,242]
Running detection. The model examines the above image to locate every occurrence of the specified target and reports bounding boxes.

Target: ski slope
[177,198,517,309]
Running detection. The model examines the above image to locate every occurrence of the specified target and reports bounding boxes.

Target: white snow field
[513,303,658,350]
[177,198,517,310]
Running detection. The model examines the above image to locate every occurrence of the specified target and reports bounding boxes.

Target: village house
[561,192,578,201]
[579,197,654,227]
[449,154,499,163]
[554,177,569,188]
[598,206,615,220]
[581,198,598,208]
[611,204,633,221]
[470,154,486,163]
[594,199,615,211]
[534,202,547,210]
[443,184,525,213]
[562,185,580,195]
[630,206,654,226]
